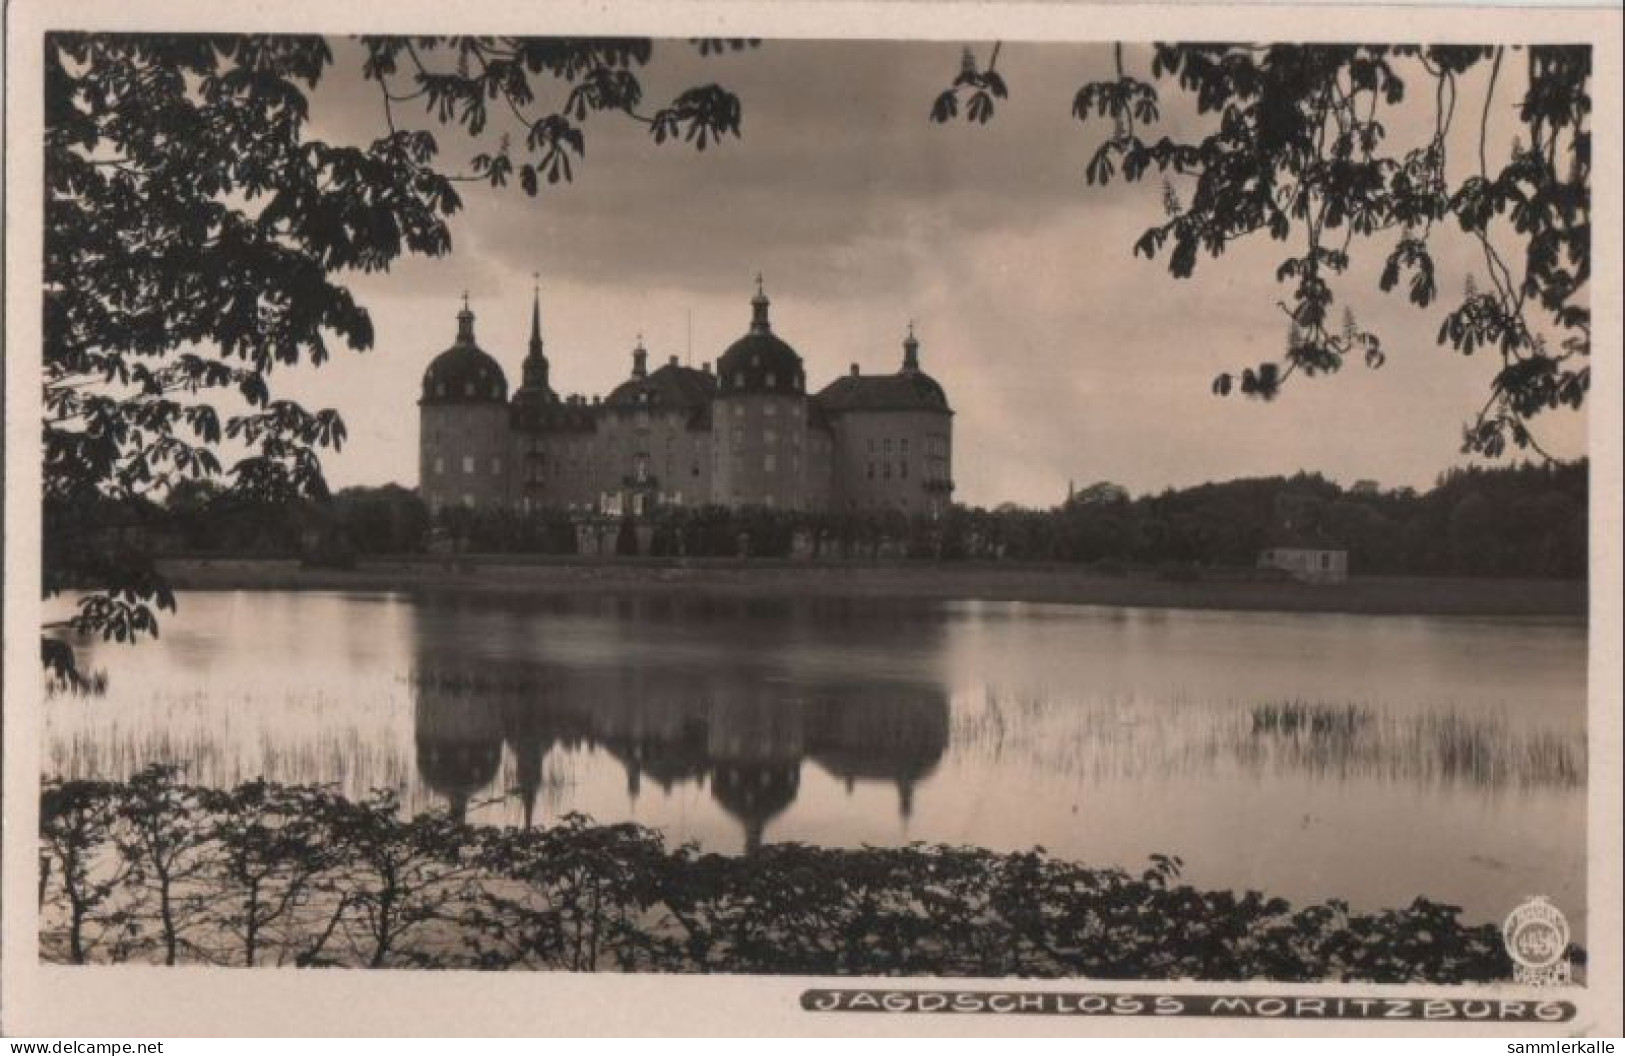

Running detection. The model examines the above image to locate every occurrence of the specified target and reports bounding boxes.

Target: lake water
[45,588,1588,937]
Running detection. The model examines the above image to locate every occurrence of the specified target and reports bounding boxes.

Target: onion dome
[813,323,951,414]
[420,298,509,406]
[716,276,806,395]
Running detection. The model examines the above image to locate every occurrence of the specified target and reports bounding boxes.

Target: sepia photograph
[3,0,1621,1039]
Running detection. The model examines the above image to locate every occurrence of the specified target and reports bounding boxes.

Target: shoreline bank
[155,556,1588,618]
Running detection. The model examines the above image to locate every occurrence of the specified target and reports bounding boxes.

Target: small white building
[1259,546,1349,585]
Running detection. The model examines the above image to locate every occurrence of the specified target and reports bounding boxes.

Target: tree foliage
[934,43,1591,458]
[43,34,748,674]
[959,461,1586,577]
[130,463,1585,579]
[42,766,1543,980]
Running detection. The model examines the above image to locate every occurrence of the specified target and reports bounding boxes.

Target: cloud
[275,37,1584,505]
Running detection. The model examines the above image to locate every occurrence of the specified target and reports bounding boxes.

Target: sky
[275,39,1587,509]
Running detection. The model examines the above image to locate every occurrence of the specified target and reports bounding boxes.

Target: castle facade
[419,281,954,519]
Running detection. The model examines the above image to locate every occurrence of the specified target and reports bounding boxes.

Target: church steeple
[520,277,552,396]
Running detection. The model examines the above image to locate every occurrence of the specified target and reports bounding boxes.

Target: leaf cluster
[930,46,1010,125]
[41,768,1543,980]
[42,34,749,674]
[937,43,1590,459]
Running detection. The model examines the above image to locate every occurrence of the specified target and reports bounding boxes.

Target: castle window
[883,462,892,479]
[764,428,777,445]
[883,439,892,455]
[765,372,776,388]
[868,439,876,454]
[764,453,776,473]
[901,462,909,480]
[465,383,475,397]
[901,439,910,456]
[436,383,446,397]
[734,374,744,389]
[491,457,502,475]
[462,456,475,474]
[867,462,875,479]
[764,402,776,417]
[734,403,745,417]
[433,456,444,474]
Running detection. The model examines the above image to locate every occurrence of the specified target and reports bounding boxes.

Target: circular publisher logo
[1503,897,1570,976]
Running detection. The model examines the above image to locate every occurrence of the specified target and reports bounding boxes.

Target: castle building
[419,279,954,519]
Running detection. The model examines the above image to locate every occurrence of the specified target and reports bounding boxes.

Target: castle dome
[716,277,805,395]
[421,301,509,406]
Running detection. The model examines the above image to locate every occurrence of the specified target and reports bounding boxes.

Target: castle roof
[716,278,806,395]
[606,356,718,413]
[813,325,951,415]
[815,370,951,414]
[421,302,508,406]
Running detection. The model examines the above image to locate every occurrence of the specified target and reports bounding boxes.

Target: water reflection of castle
[410,597,950,851]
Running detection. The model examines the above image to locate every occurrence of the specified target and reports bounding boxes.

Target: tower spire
[456,291,475,343]
[519,274,552,397]
[902,319,920,372]
[750,273,771,334]
[528,273,543,354]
